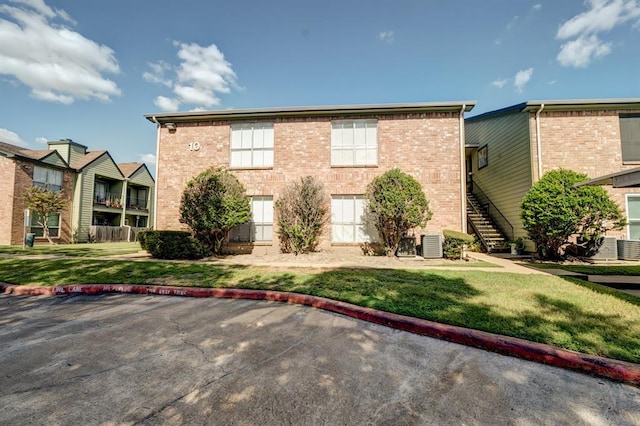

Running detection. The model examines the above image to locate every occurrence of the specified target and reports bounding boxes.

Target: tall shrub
[276,176,328,254]
[366,168,432,256]
[521,168,625,259]
[179,167,251,254]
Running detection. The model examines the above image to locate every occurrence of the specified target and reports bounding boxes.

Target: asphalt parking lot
[1,293,639,425]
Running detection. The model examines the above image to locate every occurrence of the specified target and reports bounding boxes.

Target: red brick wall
[533,109,640,239]
[0,157,17,245]
[156,113,463,251]
[2,160,74,245]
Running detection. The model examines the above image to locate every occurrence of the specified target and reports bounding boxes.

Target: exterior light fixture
[165,123,176,131]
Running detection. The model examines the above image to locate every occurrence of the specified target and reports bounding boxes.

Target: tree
[520,168,625,260]
[179,167,251,254]
[23,186,67,245]
[275,176,328,255]
[366,168,433,256]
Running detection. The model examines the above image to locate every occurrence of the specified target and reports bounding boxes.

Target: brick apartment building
[0,140,154,245]
[465,99,640,244]
[0,142,74,245]
[146,102,475,253]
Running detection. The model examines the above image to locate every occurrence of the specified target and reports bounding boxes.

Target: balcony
[94,192,123,209]
[126,196,148,211]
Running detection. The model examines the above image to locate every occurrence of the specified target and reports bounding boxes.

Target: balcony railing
[94,192,123,209]
[126,197,148,210]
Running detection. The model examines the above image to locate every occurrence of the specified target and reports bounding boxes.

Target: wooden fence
[89,226,150,243]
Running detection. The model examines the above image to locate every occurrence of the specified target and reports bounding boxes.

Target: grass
[0,257,639,364]
[530,262,640,276]
[0,242,143,257]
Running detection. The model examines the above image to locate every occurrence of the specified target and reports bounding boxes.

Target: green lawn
[1,257,639,364]
[0,242,143,257]
[531,263,640,276]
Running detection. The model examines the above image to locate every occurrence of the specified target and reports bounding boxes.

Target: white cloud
[514,68,534,92]
[533,4,542,10]
[379,30,394,43]
[146,42,238,111]
[557,34,611,67]
[154,95,180,112]
[556,0,640,67]
[35,136,47,144]
[0,128,28,146]
[0,1,121,103]
[143,61,173,87]
[139,153,156,165]
[491,78,508,89]
[506,15,519,30]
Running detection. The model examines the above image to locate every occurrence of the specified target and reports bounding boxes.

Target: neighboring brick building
[0,139,154,245]
[0,142,74,245]
[464,99,640,244]
[146,102,475,253]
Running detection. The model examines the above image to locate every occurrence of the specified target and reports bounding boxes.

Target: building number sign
[188,141,201,151]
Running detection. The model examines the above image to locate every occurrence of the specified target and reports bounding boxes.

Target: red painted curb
[2,282,640,387]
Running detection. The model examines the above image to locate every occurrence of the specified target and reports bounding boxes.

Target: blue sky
[1,0,640,168]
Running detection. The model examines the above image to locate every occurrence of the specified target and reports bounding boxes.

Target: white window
[331,120,377,166]
[627,195,640,240]
[30,213,60,238]
[331,195,376,243]
[230,123,274,168]
[33,166,63,192]
[229,196,273,242]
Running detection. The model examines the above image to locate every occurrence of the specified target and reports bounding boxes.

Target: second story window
[620,114,640,162]
[33,166,63,192]
[331,120,378,166]
[230,123,274,168]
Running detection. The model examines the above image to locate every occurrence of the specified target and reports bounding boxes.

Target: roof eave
[522,99,640,112]
[144,101,477,123]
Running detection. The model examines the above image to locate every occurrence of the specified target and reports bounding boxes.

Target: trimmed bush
[180,167,251,255]
[521,169,625,259]
[138,230,149,250]
[139,231,209,260]
[366,168,433,256]
[443,229,474,259]
[276,176,328,255]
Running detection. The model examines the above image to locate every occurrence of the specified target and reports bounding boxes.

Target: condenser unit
[589,237,618,261]
[422,234,443,259]
[617,239,640,260]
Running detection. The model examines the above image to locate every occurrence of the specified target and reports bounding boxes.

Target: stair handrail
[468,179,514,241]
[466,199,491,252]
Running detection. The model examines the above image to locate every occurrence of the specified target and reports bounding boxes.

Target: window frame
[626,194,640,240]
[33,165,63,192]
[330,195,376,243]
[620,114,640,163]
[230,123,275,169]
[229,196,274,243]
[331,119,378,167]
[30,212,61,238]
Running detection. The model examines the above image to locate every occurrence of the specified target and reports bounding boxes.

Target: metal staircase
[466,193,508,253]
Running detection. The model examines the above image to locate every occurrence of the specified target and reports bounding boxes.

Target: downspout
[459,104,467,233]
[120,178,128,227]
[150,116,161,230]
[535,104,544,181]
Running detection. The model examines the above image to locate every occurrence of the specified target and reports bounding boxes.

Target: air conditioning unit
[397,237,416,257]
[617,239,640,260]
[422,234,443,259]
[589,237,617,261]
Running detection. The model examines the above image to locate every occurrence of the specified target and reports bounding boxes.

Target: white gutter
[460,104,467,233]
[535,104,544,181]
[151,116,160,230]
